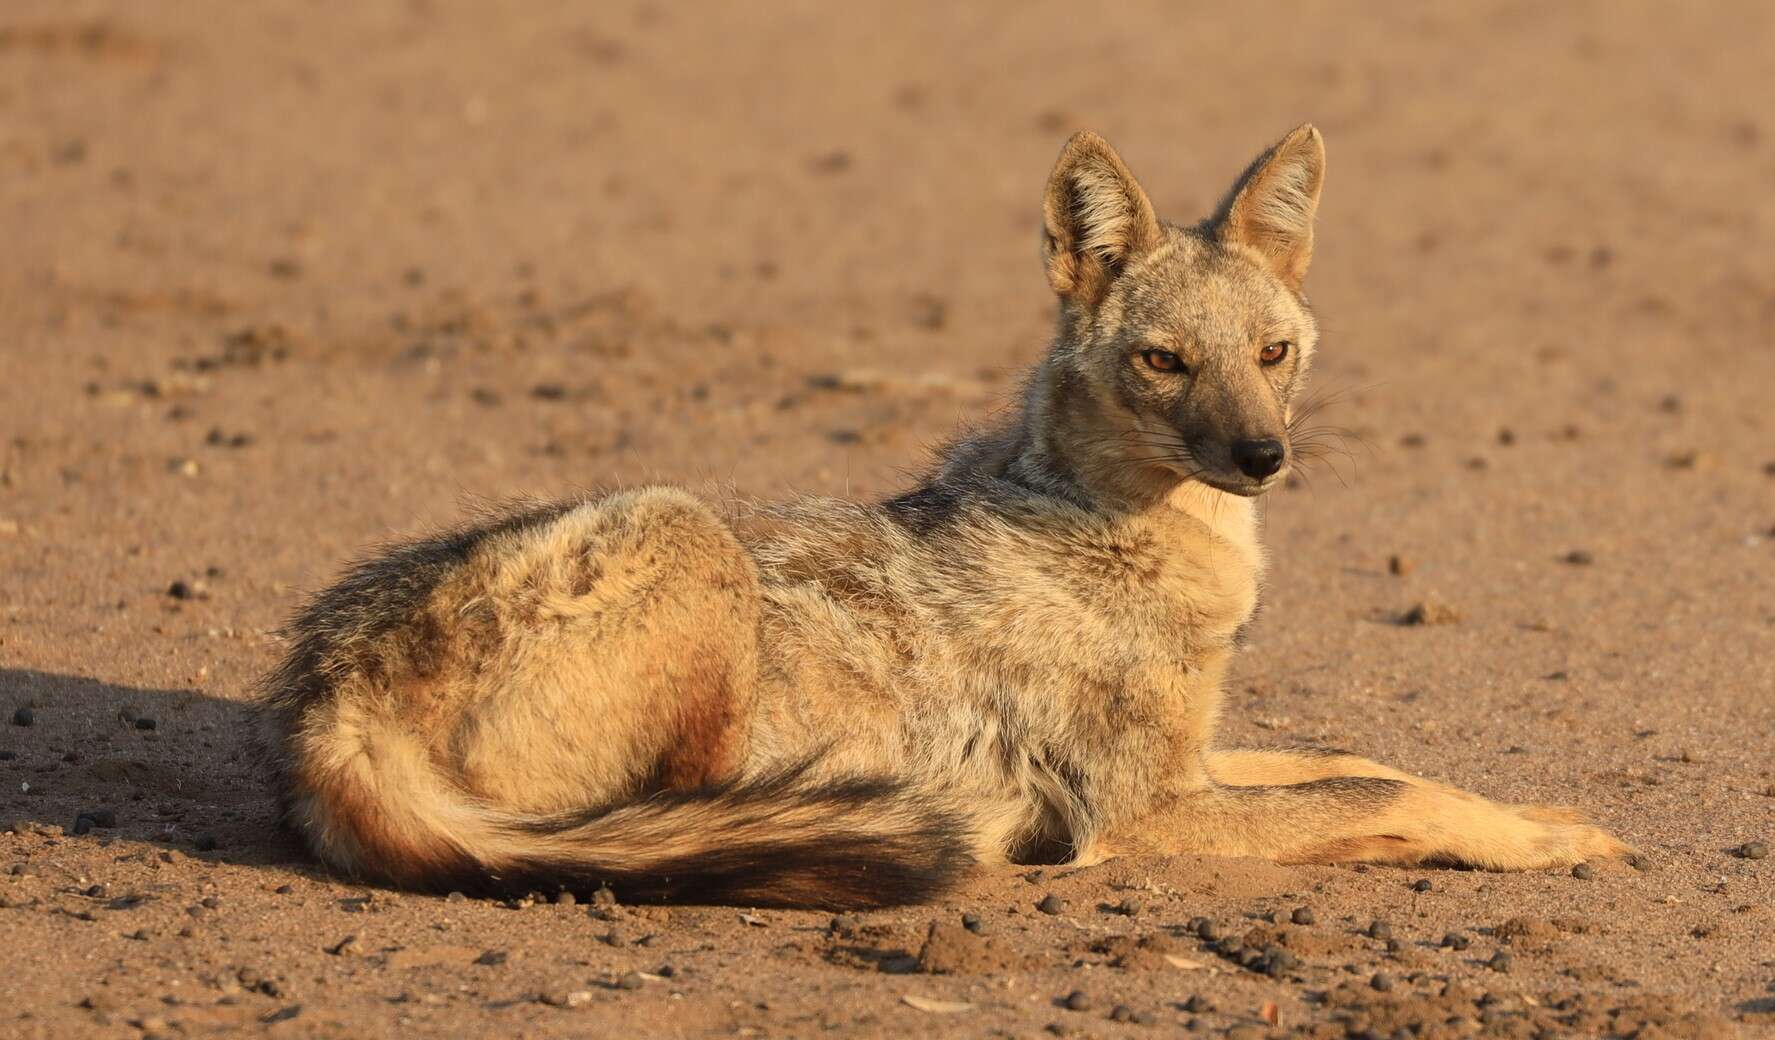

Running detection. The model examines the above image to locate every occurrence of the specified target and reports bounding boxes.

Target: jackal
[258,126,1628,907]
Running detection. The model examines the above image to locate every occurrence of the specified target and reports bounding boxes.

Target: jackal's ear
[1042,131,1164,303]
[1212,124,1325,290]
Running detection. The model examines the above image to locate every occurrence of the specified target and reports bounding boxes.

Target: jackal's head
[1036,126,1324,500]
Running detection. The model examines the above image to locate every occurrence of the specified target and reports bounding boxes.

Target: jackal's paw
[1535,819,1634,867]
[1506,802,1633,863]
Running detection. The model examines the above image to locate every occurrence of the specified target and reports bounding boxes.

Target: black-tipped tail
[486,767,972,908]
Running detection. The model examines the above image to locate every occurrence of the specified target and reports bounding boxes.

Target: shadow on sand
[0,667,310,871]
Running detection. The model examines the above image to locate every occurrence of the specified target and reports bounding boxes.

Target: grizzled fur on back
[257,126,1629,908]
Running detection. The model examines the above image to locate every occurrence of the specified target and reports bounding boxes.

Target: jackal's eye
[1141,349,1187,374]
[1259,341,1291,366]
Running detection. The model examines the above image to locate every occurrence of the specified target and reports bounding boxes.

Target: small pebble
[1195,918,1222,941]
[135,718,157,731]
[1290,905,1314,925]
[474,949,508,966]
[1399,602,1460,626]
[1387,554,1414,576]
[1412,878,1434,892]
[11,707,33,727]
[1259,949,1296,977]
[616,971,645,991]
[328,934,363,957]
[1063,990,1093,1012]
[1180,994,1213,1013]
[827,913,860,937]
[1571,862,1595,880]
[553,891,576,906]
[1036,893,1066,915]
[1371,972,1395,992]
[1560,549,1595,565]
[1367,920,1392,940]
[1488,951,1513,972]
[1734,840,1768,860]
[961,911,983,934]
[1109,1005,1135,1023]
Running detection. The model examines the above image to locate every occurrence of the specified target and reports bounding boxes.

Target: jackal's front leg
[1119,756,1630,870]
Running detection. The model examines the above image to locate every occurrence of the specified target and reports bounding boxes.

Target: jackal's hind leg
[446,487,762,812]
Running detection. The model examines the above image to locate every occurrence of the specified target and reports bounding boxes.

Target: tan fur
[257,126,1629,907]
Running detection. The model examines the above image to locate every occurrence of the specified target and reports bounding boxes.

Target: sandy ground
[3,2,1773,1037]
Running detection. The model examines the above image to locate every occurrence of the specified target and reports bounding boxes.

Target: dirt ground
[3,2,1773,1037]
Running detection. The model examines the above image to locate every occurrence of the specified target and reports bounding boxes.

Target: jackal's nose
[1230,439,1285,479]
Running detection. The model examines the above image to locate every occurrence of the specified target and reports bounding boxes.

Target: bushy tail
[491,768,974,907]
[287,724,976,908]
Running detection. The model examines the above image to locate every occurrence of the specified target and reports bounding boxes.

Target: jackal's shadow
[0,667,306,868]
